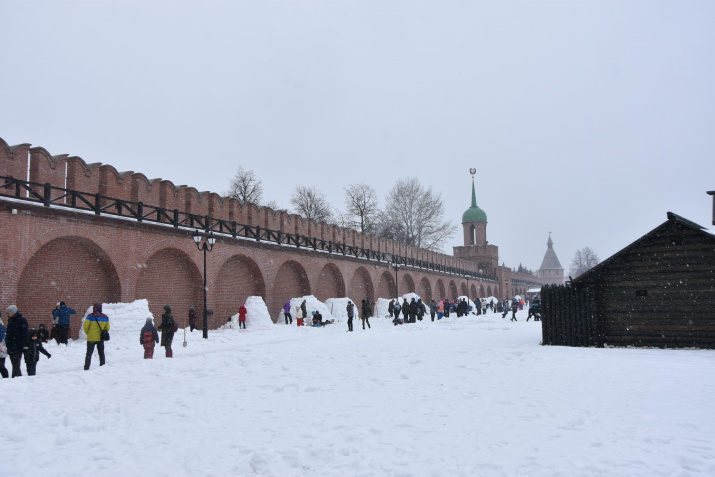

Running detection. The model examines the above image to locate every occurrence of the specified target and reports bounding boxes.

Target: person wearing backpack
[158,304,177,358]
[83,303,110,370]
[139,318,159,359]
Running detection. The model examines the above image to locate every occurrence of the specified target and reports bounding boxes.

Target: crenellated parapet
[0,135,520,279]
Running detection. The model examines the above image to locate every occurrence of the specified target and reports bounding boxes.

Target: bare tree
[226,166,263,204]
[263,199,280,210]
[343,183,379,233]
[290,185,333,222]
[569,247,600,278]
[381,177,456,252]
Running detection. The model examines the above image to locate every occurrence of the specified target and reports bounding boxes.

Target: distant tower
[462,170,488,246]
[453,168,498,275]
[538,233,564,285]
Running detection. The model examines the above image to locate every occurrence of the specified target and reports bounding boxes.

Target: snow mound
[226,296,273,329]
[78,299,154,341]
[323,297,359,321]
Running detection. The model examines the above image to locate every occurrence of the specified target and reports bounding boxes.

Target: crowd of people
[0,295,542,378]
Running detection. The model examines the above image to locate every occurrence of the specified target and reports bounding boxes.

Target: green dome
[462,206,487,223]
[462,180,487,223]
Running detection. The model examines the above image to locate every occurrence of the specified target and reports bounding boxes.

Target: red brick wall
[213,255,265,323]
[16,236,121,337]
[135,248,201,328]
[315,264,344,302]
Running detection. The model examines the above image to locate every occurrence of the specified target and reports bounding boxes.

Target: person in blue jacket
[52,301,76,345]
[5,305,29,378]
[0,313,8,378]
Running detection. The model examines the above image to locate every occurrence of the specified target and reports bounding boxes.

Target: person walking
[510,300,518,322]
[83,303,109,370]
[140,317,159,359]
[238,303,247,329]
[5,305,29,378]
[26,328,51,376]
[52,301,76,345]
[437,299,444,320]
[346,301,355,332]
[388,299,394,319]
[393,300,401,324]
[188,306,198,332]
[158,305,177,358]
[443,299,451,318]
[0,315,9,378]
[429,299,437,321]
[360,299,371,330]
[283,300,292,325]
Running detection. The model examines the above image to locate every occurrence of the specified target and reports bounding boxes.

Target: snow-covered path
[3,307,714,477]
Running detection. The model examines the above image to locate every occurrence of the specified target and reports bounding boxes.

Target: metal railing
[0,176,501,281]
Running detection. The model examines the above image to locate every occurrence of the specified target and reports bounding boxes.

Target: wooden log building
[541,212,715,349]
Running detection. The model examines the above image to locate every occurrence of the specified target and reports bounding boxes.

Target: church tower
[537,234,564,285]
[462,177,488,246]
[453,169,499,275]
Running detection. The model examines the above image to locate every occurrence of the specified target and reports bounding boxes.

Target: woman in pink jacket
[437,300,444,320]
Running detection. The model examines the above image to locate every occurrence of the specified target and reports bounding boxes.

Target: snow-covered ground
[3,299,714,477]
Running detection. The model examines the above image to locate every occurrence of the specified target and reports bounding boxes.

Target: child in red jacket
[238,303,247,329]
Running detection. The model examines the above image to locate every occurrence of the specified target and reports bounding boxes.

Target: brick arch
[448,280,458,300]
[418,277,432,302]
[349,266,374,303]
[214,254,265,324]
[136,247,202,326]
[377,270,394,299]
[16,236,121,337]
[316,263,345,302]
[272,260,311,321]
[479,284,485,297]
[460,282,468,296]
[435,279,446,300]
[400,272,415,297]
[487,286,493,297]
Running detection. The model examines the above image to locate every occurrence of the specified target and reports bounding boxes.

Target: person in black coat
[346,301,355,332]
[360,300,371,330]
[388,300,394,318]
[401,299,409,323]
[5,305,29,378]
[417,299,425,321]
[158,305,176,358]
[408,298,417,323]
[26,328,51,376]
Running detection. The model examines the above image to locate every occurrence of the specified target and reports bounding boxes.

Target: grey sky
[1,1,713,273]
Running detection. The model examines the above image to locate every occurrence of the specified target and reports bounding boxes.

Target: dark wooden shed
[541,212,715,348]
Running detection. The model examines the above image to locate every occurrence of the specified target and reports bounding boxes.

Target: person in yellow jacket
[83,303,110,370]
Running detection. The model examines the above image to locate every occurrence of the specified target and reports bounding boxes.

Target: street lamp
[385,253,400,301]
[192,229,217,339]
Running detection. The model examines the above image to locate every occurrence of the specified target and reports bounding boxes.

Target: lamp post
[386,253,400,301]
[192,230,216,339]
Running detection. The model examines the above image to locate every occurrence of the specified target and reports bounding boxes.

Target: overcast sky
[1,1,714,273]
